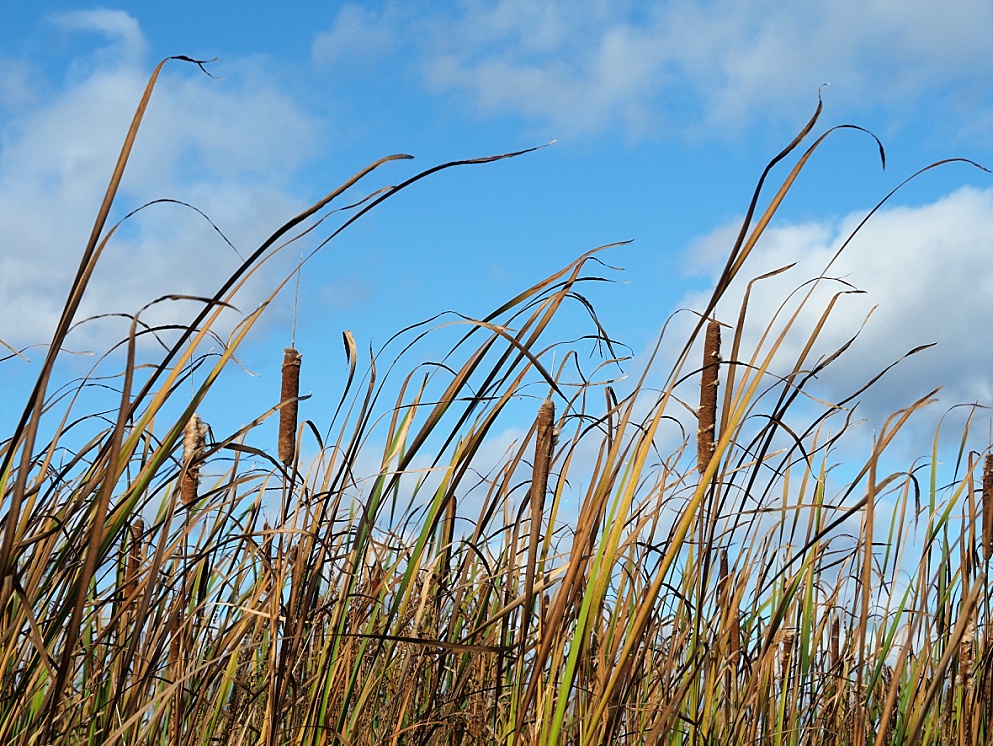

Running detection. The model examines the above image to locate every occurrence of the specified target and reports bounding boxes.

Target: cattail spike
[718,548,729,595]
[533,398,555,502]
[780,627,796,683]
[181,413,208,505]
[982,453,992,563]
[831,614,840,669]
[125,518,144,601]
[959,616,975,690]
[279,347,302,466]
[698,318,721,474]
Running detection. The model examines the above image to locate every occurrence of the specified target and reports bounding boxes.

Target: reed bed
[1,58,990,746]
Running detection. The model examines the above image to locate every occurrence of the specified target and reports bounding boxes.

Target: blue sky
[2,1,992,470]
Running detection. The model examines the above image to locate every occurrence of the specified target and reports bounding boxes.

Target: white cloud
[0,57,39,113]
[52,9,149,67]
[419,1,669,137]
[315,0,993,138]
[312,4,397,71]
[656,0,993,130]
[0,15,321,356]
[675,185,993,441]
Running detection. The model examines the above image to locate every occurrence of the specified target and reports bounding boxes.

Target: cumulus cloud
[675,185,993,440]
[0,13,321,356]
[311,0,993,139]
[52,9,149,66]
[312,4,397,72]
[655,0,992,131]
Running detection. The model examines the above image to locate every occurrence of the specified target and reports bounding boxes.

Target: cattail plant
[176,414,207,744]
[279,347,302,466]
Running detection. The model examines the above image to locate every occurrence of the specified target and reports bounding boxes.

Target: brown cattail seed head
[531,398,555,507]
[279,347,302,466]
[181,413,208,505]
[982,453,992,562]
[718,548,730,594]
[125,518,144,601]
[698,318,721,474]
[959,617,976,690]
[831,614,840,668]
[780,627,796,682]
[728,603,740,663]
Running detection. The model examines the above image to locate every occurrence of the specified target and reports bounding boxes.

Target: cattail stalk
[959,612,976,746]
[170,606,184,745]
[435,492,458,620]
[177,414,206,741]
[718,549,739,699]
[698,318,721,474]
[826,613,842,746]
[113,518,144,692]
[278,347,302,465]
[221,642,253,743]
[443,491,457,575]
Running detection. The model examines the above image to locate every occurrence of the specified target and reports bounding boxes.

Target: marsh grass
[1,57,990,745]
